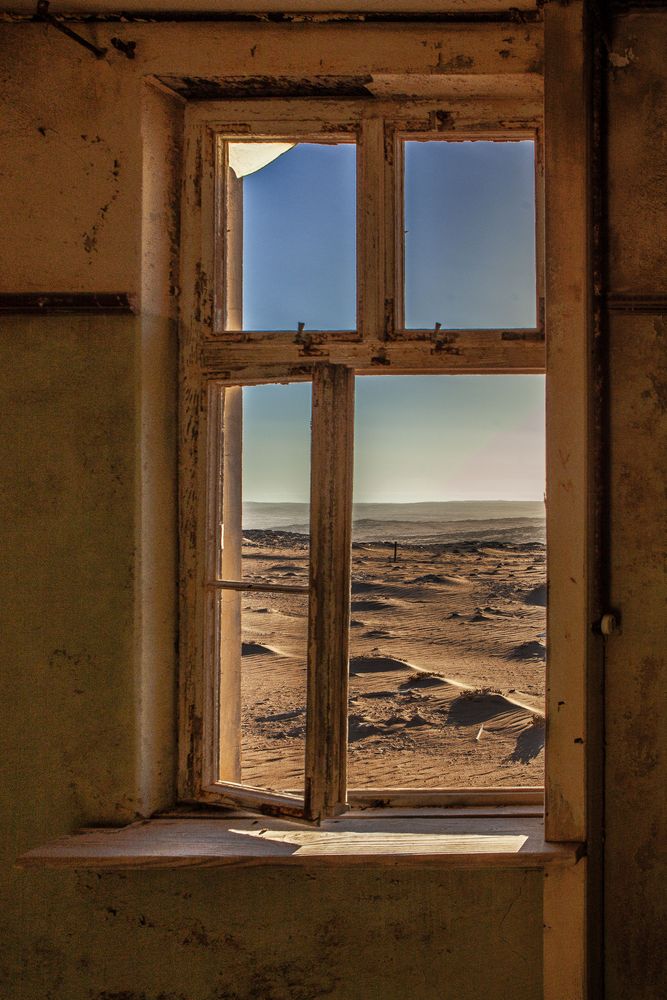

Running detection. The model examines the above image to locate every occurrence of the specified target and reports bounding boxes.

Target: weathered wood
[389,126,404,335]
[54,1,539,13]
[534,126,546,331]
[201,781,305,818]
[544,860,587,1000]
[543,5,600,999]
[188,97,542,133]
[207,580,309,595]
[358,118,386,340]
[543,0,600,846]
[181,75,546,816]
[201,331,545,377]
[131,22,544,84]
[220,140,243,332]
[347,787,543,809]
[177,121,211,800]
[218,386,243,783]
[202,383,225,789]
[305,365,355,820]
[18,817,580,871]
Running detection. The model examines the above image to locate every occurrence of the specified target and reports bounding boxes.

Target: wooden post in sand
[219,385,243,782]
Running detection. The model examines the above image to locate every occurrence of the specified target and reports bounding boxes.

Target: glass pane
[348,375,546,789]
[241,590,308,793]
[213,383,311,587]
[217,588,308,794]
[403,140,536,330]
[227,141,356,331]
[240,382,311,585]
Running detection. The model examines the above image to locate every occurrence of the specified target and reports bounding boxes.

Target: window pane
[227,141,356,331]
[403,140,536,330]
[217,589,307,794]
[348,375,546,789]
[241,382,311,585]
[212,382,311,587]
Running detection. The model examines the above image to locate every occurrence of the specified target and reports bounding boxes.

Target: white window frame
[178,95,557,821]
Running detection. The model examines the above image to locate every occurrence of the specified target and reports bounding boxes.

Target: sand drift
[236,526,546,792]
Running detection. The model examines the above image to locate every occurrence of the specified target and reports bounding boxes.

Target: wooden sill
[17,815,582,870]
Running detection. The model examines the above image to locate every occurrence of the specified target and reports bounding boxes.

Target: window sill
[17,814,582,871]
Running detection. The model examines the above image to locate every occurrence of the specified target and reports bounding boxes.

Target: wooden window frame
[179,97,553,822]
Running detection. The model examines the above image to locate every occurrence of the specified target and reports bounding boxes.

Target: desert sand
[237,525,546,793]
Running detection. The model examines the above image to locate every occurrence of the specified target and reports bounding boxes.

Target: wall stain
[436,53,474,73]
[82,156,121,255]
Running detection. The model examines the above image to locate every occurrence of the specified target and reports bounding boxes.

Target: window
[180,100,546,821]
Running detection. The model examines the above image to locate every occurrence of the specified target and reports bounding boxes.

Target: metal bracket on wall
[35,0,107,59]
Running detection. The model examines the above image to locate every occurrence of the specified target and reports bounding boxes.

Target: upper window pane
[226,141,357,332]
[241,382,311,585]
[403,140,537,330]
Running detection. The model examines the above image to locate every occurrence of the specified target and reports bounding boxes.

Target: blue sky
[242,375,545,503]
[239,141,543,502]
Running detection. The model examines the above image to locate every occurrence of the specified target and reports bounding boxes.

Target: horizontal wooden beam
[3,3,539,17]
[206,580,309,595]
[200,331,545,378]
[187,96,542,129]
[115,21,544,81]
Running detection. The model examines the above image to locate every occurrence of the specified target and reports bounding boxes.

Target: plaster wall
[3,9,667,998]
[0,21,543,1000]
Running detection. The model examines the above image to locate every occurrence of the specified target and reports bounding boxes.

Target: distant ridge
[243,500,545,545]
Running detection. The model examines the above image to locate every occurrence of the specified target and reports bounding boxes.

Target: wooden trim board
[18,817,581,870]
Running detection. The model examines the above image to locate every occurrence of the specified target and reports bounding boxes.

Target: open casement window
[180,102,548,822]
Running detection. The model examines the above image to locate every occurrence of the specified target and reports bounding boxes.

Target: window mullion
[305,364,355,821]
[358,117,387,341]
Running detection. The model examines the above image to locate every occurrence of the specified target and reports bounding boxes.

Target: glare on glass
[226,141,357,332]
[403,140,537,330]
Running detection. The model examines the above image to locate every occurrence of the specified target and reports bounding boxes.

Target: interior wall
[3,6,667,997]
[605,10,667,998]
[0,21,543,1000]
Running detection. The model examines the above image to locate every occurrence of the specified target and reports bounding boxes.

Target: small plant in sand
[459,686,502,700]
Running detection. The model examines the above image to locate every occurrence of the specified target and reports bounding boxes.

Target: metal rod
[36,1,108,59]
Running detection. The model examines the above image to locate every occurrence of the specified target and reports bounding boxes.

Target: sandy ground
[236,532,546,793]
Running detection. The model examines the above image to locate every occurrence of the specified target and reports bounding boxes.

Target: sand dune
[236,527,546,791]
[241,641,282,657]
[410,573,468,586]
[349,655,414,674]
[351,598,396,612]
[510,640,546,660]
[524,583,547,606]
